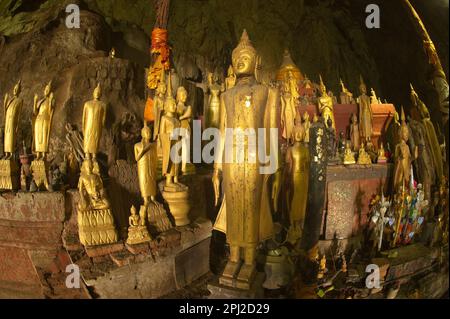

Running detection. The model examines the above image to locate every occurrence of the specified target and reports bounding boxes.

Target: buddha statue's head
[400,107,409,141]
[93,83,102,100]
[359,76,367,94]
[44,81,52,97]
[13,80,21,96]
[141,122,151,141]
[164,96,177,114]
[176,86,187,104]
[232,30,257,77]
[156,81,166,97]
[352,113,357,123]
[293,123,305,142]
[319,75,326,94]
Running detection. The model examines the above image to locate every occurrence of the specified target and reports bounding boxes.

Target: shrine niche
[0,0,448,301]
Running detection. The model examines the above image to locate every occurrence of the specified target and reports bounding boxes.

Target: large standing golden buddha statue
[212,30,280,289]
[32,81,55,159]
[82,83,106,160]
[3,80,23,160]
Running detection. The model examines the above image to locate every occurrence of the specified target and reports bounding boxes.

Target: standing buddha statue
[357,76,373,143]
[350,113,360,151]
[176,86,192,174]
[212,30,281,289]
[206,72,223,129]
[82,83,106,161]
[134,122,172,233]
[317,75,335,129]
[393,108,418,191]
[410,84,443,184]
[32,81,55,160]
[2,80,23,160]
[285,122,310,244]
[31,81,55,190]
[0,80,23,190]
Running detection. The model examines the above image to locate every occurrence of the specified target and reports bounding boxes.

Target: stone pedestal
[77,208,119,246]
[30,160,49,190]
[0,159,19,190]
[161,183,191,227]
[208,272,265,299]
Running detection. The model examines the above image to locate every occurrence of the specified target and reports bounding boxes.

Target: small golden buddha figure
[109,47,116,58]
[377,142,387,163]
[357,142,372,165]
[350,113,360,151]
[343,141,356,165]
[393,108,417,191]
[212,30,280,289]
[317,254,327,279]
[206,72,223,129]
[78,159,110,211]
[303,111,311,143]
[341,255,347,273]
[135,122,158,208]
[153,71,167,141]
[82,83,106,161]
[3,80,23,160]
[313,113,319,123]
[370,88,379,105]
[357,76,373,143]
[317,75,335,129]
[285,123,310,244]
[126,205,151,245]
[176,86,192,173]
[225,65,236,91]
[160,88,181,187]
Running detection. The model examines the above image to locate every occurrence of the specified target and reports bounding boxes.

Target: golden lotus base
[126,225,151,245]
[77,208,118,246]
[0,159,19,190]
[30,160,49,190]
[161,183,190,227]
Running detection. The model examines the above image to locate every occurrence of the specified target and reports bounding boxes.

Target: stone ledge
[0,191,66,222]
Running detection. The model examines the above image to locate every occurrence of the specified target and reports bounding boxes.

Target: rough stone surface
[325,165,391,239]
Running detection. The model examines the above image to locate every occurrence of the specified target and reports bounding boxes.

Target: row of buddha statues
[0,77,192,246]
[0,29,446,291]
